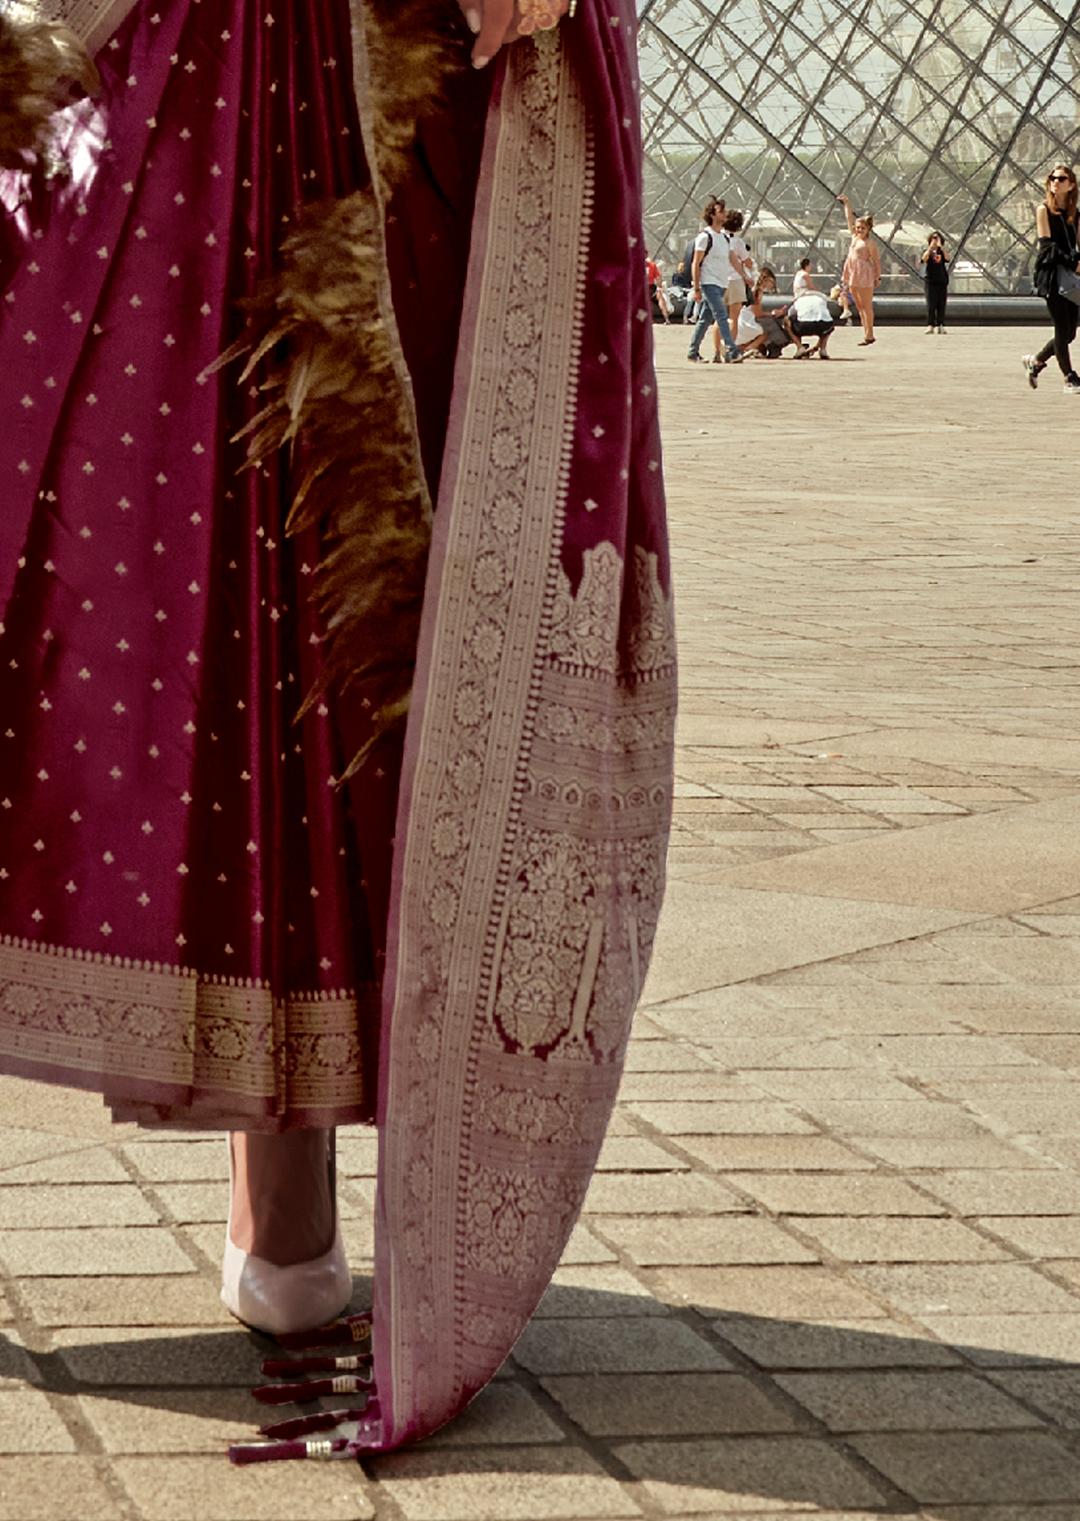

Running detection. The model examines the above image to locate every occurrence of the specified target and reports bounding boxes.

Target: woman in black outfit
[920,232,950,333]
[1024,165,1080,394]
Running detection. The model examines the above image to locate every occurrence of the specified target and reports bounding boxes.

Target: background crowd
[649,190,956,361]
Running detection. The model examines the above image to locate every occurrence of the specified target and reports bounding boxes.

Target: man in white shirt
[789,289,835,357]
[687,200,743,364]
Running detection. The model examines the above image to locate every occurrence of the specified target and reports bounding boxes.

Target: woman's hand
[459,0,571,68]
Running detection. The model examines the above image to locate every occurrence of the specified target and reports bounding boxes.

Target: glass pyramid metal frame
[638,0,1080,294]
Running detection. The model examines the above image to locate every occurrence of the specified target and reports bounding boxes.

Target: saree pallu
[0,0,674,1447]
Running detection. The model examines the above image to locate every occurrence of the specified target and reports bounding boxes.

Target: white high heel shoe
[221,1135,352,1336]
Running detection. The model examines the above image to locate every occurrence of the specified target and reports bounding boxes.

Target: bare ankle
[228,1130,335,1267]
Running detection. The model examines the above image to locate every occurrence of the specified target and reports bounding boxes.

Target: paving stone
[641,1514,890,1521]
[418,1384,565,1447]
[534,1265,670,1318]
[976,1215,1080,1258]
[0,1389,75,1451]
[558,1223,618,1265]
[751,1070,925,1102]
[688,1036,873,1071]
[843,1034,1039,1069]
[964,1097,1080,1136]
[0,1079,121,1143]
[851,1137,1052,1170]
[920,1170,1080,1216]
[76,1387,262,1452]
[333,1132,381,1178]
[626,1102,817,1136]
[985,1368,1080,1427]
[597,1215,817,1267]
[774,1369,1043,1431]
[959,940,1080,985]
[916,1509,1080,1521]
[582,1173,744,1216]
[0,1149,131,1185]
[794,1099,992,1139]
[933,990,1080,1035]
[370,1445,639,1519]
[916,1313,1080,1365]
[0,1456,117,1518]
[113,1454,376,1520]
[0,1226,194,1276]
[0,1332,41,1387]
[924,1071,1076,1100]
[849,1431,1080,1504]
[512,1316,731,1375]
[19,1275,231,1328]
[0,1131,93,1175]
[621,1043,715,1073]
[613,1435,890,1513]
[648,1265,886,1321]
[1041,1258,1080,1293]
[540,1371,802,1437]
[616,1072,763,1102]
[0,1183,158,1229]
[794,1217,1008,1263]
[53,1326,260,1386]
[852,1262,1080,1317]
[1032,1137,1080,1171]
[594,1138,690,1172]
[717,1316,961,1369]
[1006,1033,1080,1069]
[121,1140,229,1182]
[724,1172,946,1216]
[720,795,1080,919]
[1016,913,1080,937]
[676,1136,874,1172]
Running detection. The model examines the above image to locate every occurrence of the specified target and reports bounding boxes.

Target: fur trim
[0,13,98,169]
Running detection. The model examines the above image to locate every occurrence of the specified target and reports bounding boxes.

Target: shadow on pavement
[10,1283,1080,1511]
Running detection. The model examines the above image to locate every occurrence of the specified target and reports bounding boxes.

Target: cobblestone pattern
[2,325,1080,1517]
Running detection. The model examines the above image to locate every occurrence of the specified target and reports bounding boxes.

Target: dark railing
[659,293,1048,324]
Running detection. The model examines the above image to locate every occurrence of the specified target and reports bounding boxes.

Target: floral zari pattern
[371,26,676,1449]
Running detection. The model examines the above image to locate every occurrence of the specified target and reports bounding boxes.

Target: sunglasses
[1049,174,1072,183]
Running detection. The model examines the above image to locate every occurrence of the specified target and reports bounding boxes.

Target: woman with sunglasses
[1024,166,1080,393]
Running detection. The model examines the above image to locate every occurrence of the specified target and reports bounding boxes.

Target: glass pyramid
[638,0,1080,293]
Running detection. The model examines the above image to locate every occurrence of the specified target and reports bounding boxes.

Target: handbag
[1058,265,1080,305]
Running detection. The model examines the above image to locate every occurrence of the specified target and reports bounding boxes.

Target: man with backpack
[687,198,744,364]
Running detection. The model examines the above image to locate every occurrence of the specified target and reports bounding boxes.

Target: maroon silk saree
[0,0,674,1448]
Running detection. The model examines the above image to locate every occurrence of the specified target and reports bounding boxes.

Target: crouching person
[789,288,836,357]
[738,268,798,356]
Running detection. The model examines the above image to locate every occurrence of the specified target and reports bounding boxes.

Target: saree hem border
[0,933,377,1125]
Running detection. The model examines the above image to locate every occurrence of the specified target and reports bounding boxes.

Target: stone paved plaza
[3,323,1080,1518]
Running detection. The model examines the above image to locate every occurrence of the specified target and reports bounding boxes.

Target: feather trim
[363,0,465,198]
[210,0,464,778]
[0,12,98,170]
[208,191,432,779]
